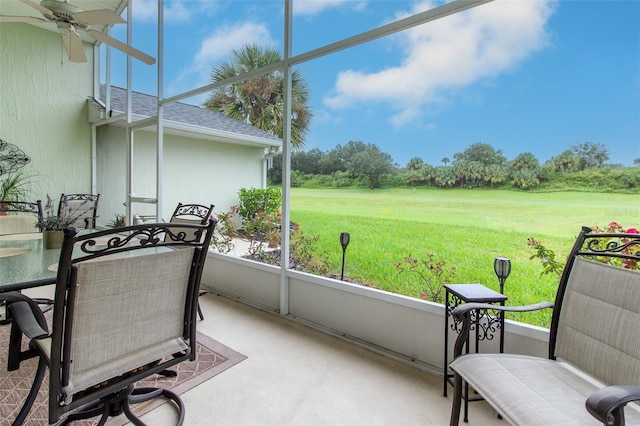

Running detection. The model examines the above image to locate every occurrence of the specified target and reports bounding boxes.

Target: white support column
[279,0,293,316]
[91,125,97,196]
[127,127,133,225]
[156,0,164,221]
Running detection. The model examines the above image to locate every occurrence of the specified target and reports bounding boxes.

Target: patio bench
[449,226,640,426]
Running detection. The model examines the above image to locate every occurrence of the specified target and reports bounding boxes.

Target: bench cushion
[451,353,640,425]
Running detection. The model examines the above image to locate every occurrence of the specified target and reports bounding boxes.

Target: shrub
[528,222,639,276]
[237,187,282,224]
[395,254,457,303]
[244,229,329,275]
[211,206,239,254]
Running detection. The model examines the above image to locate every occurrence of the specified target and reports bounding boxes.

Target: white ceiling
[0,0,128,42]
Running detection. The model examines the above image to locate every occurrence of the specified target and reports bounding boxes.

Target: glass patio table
[0,233,59,292]
[0,231,175,293]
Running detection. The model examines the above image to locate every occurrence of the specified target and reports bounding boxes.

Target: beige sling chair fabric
[556,258,640,386]
[39,248,195,402]
[0,215,38,235]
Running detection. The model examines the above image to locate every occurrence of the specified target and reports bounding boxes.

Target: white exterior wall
[202,254,550,373]
[0,24,93,200]
[96,126,267,224]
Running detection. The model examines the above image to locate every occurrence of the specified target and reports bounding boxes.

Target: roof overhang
[87,101,282,149]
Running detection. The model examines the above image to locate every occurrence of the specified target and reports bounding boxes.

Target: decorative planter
[42,230,64,249]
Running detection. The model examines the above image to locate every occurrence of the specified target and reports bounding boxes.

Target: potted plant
[0,171,35,214]
[36,195,93,249]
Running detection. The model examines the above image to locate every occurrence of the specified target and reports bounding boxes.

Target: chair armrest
[2,291,49,338]
[452,301,554,321]
[9,301,49,339]
[452,301,553,358]
[586,385,640,425]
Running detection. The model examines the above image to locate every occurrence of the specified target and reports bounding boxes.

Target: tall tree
[407,157,424,171]
[552,150,580,173]
[350,149,394,189]
[292,148,325,175]
[510,152,539,171]
[204,44,312,147]
[453,143,507,167]
[571,142,609,169]
[338,141,395,189]
[434,166,456,188]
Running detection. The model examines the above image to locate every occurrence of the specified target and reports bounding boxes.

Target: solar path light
[340,232,350,281]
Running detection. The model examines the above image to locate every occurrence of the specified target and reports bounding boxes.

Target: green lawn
[289,188,640,327]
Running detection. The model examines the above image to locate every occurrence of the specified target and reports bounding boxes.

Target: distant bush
[276,161,638,194]
[290,170,305,187]
[380,173,406,187]
[332,171,353,187]
[539,167,639,192]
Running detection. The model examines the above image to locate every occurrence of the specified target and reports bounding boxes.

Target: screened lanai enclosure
[1,0,571,376]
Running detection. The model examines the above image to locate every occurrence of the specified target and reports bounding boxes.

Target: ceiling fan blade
[0,15,48,23]
[19,0,53,17]
[87,30,155,65]
[60,27,87,63]
[73,9,125,25]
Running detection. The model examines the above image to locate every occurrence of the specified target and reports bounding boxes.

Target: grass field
[289,187,640,327]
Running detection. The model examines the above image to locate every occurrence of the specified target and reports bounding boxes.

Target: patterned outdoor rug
[0,320,246,425]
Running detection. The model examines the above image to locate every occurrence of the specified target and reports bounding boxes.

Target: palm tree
[204,44,312,148]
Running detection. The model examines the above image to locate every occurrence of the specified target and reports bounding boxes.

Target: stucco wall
[0,23,93,203]
[96,125,267,224]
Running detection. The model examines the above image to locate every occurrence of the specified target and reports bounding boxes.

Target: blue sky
[109,0,640,167]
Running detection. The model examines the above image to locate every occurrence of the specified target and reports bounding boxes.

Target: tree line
[268,141,639,192]
[201,44,637,193]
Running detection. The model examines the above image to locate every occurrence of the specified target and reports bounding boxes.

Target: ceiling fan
[0,0,155,64]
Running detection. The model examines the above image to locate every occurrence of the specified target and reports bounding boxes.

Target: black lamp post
[494,256,511,353]
[340,232,350,281]
[493,257,511,295]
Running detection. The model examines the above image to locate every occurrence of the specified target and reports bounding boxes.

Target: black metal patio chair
[0,200,43,234]
[169,203,215,321]
[3,220,215,425]
[58,193,99,229]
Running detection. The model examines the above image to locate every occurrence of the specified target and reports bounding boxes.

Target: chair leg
[12,357,47,426]
[450,371,463,426]
[197,290,207,321]
[57,401,107,426]
[59,386,130,425]
[8,319,24,371]
[129,387,185,426]
[59,385,186,426]
[197,302,204,321]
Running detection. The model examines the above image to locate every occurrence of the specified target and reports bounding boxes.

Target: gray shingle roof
[99,86,281,142]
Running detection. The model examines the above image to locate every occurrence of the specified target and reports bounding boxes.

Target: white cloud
[130,0,157,22]
[293,0,366,16]
[193,22,275,69]
[131,0,217,24]
[166,22,276,97]
[323,0,556,128]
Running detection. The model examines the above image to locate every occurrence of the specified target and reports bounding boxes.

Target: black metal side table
[443,283,507,422]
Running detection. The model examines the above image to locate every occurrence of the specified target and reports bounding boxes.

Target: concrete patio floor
[140,292,505,425]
